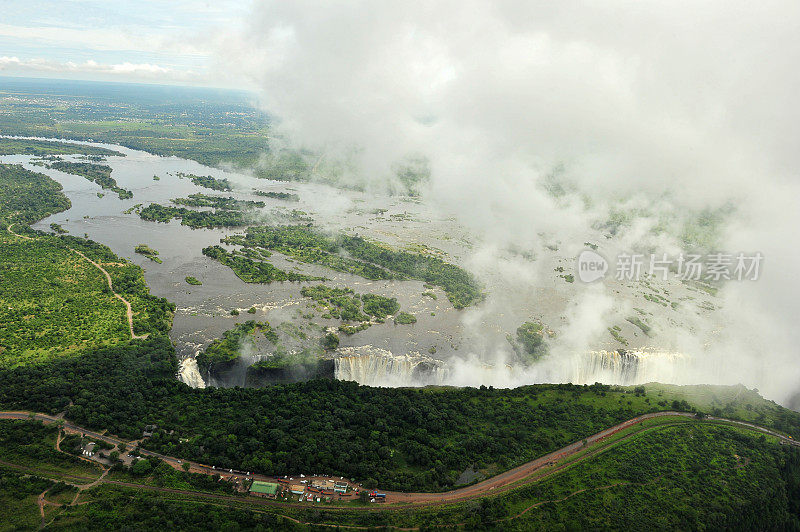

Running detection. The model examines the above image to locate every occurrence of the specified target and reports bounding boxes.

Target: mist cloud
[219,1,800,404]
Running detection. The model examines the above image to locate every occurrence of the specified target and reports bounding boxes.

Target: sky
[0,0,252,87]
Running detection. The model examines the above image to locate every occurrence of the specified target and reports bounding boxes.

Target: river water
[1,136,713,389]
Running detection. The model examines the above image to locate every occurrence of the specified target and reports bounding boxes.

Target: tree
[131,458,152,475]
[321,332,340,350]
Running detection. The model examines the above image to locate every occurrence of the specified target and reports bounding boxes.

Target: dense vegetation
[253,190,300,202]
[195,320,278,370]
[171,193,264,210]
[246,424,800,530]
[0,78,269,170]
[394,311,417,325]
[201,245,324,283]
[223,225,483,308]
[0,164,172,366]
[511,320,552,362]
[178,173,232,191]
[185,276,202,286]
[139,203,248,228]
[3,334,800,493]
[0,164,71,228]
[47,161,133,199]
[134,244,161,263]
[301,285,399,324]
[27,429,798,532]
[0,420,101,479]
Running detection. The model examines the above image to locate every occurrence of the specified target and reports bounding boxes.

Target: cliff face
[244,359,335,387]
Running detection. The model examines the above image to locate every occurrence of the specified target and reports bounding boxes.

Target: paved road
[3,409,796,508]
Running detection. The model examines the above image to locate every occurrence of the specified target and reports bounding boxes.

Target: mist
[214,2,800,405]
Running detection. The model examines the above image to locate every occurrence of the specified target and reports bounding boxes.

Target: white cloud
[216,1,800,403]
[0,22,211,57]
[0,55,199,82]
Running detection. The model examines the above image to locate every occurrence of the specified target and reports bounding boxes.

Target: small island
[134,244,162,263]
[185,276,202,285]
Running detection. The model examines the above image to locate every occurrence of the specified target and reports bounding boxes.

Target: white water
[566,349,692,386]
[333,347,693,388]
[334,345,447,387]
[179,357,206,388]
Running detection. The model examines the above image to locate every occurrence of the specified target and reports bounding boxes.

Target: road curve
[5,225,146,340]
[70,249,148,340]
[2,409,796,508]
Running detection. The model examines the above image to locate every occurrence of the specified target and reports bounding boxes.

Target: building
[249,481,279,498]
[334,482,348,494]
[311,479,336,491]
[81,442,96,457]
[289,484,305,495]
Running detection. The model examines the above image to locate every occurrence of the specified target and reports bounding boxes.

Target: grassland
[0,78,269,170]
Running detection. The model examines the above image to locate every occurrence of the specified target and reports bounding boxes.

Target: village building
[249,481,279,498]
[311,479,336,491]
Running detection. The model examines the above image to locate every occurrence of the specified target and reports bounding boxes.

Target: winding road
[69,249,147,340]
[5,224,146,340]
[1,410,796,510]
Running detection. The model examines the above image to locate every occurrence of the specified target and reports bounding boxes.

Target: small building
[142,425,157,438]
[312,479,336,490]
[249,481,279,498]
[289,484,305,495]
[81,442,96,457]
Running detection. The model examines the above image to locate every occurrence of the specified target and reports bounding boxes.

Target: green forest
[0,164,173,366]
[0,137,122,157]
[139,203,248,228]
[201,245,324,283]
[46,161,133,199]
[171,193,264,210]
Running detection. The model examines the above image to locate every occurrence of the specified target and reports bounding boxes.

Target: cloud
[219,1,800,403]
[0,55,199,82]
[0,22,210,57]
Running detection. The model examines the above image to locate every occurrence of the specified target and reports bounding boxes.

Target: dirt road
[6,225,146,341]
[2,409,796,509]
[69,249,147,340]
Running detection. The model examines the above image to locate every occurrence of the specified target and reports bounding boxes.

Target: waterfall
[333,345,448,387]
[566,349,692,385]
[178,357,206,388]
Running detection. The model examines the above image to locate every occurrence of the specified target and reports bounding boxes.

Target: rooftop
[249,481,278,495]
